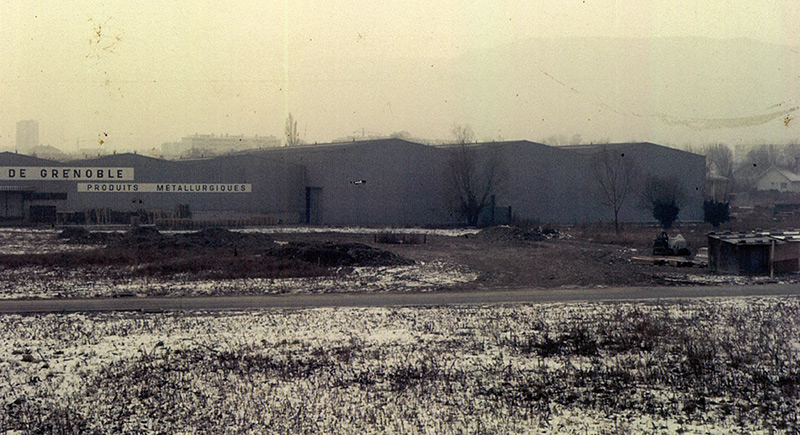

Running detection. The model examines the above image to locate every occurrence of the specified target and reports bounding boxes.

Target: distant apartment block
[162,134,281,156]
[15,120,39,151]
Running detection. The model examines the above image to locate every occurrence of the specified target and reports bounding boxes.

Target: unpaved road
[1,284,800,313]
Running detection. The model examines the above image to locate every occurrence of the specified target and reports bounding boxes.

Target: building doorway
[0,190,25,220]
[305,187,322,224]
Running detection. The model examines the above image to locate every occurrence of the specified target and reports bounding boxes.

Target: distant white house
[706,161,732,199]
[755,166,800,192]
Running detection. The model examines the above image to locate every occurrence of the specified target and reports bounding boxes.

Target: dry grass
[0,228,413,282]
[2,298,798,433]
[570,223,709,252]
[0,247,331,280]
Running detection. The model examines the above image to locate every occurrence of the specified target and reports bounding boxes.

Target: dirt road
[1,284,800,314]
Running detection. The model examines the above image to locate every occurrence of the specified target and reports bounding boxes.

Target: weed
[2,299,799,433]
[2,397,98,435]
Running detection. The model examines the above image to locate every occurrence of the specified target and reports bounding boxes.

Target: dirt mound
[60,227,273,251]
[171,228,272,250]
[58,226,167,248]
[116,226,167,248]
[58,227,90,240]
[53,228,410,278]
[474,226,547,243]
[272,241,414,267]
[59,227,117,244]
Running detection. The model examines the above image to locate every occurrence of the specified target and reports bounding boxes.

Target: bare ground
[271,225,719,289]
[0,224,790,299]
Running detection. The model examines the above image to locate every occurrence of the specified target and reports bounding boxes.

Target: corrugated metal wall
[0,139,705,226]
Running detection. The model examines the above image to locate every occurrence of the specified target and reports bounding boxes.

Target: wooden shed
[768,232,800,273]
[707,233,783,275]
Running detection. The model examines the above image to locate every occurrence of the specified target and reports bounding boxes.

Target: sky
[1,1,800,153]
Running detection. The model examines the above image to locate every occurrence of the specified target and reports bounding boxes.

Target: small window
[782,182,788,189]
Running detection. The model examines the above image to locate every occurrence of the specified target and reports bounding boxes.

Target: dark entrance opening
[30,205,57,224]
[0,191,25,221]
[305,187,322,224]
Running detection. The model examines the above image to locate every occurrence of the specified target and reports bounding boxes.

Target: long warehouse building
[0,139,705,226]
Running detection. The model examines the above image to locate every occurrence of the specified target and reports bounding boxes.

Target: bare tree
[641,176,686,229]
[389,131,412,140]
[735,145,784,190]
[782,142,800,173]
[746,145,783,168]
[445,124,507,226]
[702,143,734,199]
[703,144,734,180]
[701,144,734,228]
[591,146,640,234]
[451,123,475,145]
[542,134,568,146]
[285,113,300,147]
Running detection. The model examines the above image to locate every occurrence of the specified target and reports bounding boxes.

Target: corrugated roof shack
[708,233,774,275]
[707,232,800,275]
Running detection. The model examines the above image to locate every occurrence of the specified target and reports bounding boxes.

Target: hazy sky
[2,1,799,152]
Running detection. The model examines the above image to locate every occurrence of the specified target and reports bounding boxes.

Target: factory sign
[77,183,252,193]
[1,167,134,181]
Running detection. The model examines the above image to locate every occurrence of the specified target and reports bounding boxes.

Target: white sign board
[77,183,252,193]
[0,167,134,181]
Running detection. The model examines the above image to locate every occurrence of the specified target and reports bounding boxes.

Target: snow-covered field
[235,226,481,237]
[2,297,798,434]
[0,228,479,299]
[0,226,479,255]
[0,259,477,299]
[0,229,87,255]
[0,227,480,256]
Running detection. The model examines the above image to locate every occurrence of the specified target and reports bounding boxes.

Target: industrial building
[0,139,705,226]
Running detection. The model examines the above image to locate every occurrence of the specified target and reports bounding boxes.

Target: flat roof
[0,186,35,192]
[708,231,794,245]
